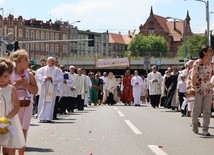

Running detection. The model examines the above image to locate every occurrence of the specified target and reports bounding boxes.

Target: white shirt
[177,80,186,93]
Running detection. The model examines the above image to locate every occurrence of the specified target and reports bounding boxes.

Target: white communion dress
[0,84,25,148]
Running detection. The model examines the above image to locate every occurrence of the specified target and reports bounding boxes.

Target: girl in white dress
[0,58,25,155]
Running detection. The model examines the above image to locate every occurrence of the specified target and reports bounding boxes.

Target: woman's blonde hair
[9,49,29,63]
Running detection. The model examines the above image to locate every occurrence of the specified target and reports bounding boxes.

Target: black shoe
[53,117,58,120]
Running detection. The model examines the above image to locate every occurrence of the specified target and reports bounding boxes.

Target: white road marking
[148,145,168,155]
[125,120,142,135]
[113,107,118,110]
[117,111,125,117]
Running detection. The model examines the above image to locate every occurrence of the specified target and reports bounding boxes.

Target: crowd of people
[0,45,213,154]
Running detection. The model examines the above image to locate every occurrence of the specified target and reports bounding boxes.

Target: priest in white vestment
[76,68,87,110]
[68,65,78,111]
[103,72,117,105]
[147,65,163,108]
[83,70,92,106]
[131,70,143,106]
[36,57,63,122]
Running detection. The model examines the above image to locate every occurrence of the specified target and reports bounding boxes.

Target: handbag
[0,93,9,135]
[17,88,31,107]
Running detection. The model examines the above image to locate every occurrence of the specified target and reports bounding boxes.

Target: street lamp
[184,0,210,45]
[66,20,81,68]
[70,20,81,25]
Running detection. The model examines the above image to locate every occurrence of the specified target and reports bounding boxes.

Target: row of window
[25,30,62,40]
[24,43,67,53]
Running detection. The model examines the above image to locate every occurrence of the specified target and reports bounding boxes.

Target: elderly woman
[10,49,38,155]
[191,45,213,136]
[103,72,117,105]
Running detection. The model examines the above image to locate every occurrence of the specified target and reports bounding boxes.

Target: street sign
[144,56,150,70]
[156,59,161,66]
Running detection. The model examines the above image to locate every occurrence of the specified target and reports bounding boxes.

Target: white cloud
[49,0,172,34]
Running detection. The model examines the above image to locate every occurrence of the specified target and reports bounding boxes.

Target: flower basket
[0,93,9,135]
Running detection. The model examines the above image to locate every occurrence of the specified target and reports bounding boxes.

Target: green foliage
[127,34,168,57]
[178,34,207,58]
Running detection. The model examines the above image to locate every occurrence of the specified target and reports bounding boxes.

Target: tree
[127,34,168,57]
[178,34,207,59]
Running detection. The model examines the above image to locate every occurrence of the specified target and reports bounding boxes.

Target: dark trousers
[107,93,115,105]
[33,95,39,115]
[53,96,60,119]
[150,95,161,108]
[69,97,77,112]
[76,95,84,110]
[59,97,72,113]
[179,92,186,114]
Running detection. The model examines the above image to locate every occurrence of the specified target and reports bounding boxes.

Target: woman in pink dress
[10,49,38,155]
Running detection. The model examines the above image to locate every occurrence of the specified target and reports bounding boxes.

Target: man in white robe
[131,70,143,106]
[76,68,87,110]
[36,57,63,122]
[68,65,78,111]
[147,65,163,108]
[83,70,92,106]
[100,72,108,104]
[57,70,73,114]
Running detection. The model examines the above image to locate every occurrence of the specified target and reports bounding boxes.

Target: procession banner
[96,57,130,68]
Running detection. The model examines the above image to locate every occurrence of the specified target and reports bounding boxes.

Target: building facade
[109,32,132,58]
[0,14,69,62]
[68,26,109,59]
[139,7,192,56]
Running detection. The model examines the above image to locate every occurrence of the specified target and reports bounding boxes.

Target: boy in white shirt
[177,74,186,116]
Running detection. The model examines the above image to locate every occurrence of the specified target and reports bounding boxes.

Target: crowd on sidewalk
[0,45,213,155]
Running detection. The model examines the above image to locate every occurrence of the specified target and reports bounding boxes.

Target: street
[26,103,214,155]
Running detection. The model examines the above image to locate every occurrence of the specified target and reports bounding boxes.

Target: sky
[0,0,214,35]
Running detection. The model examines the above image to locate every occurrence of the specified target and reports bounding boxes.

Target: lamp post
[66,20,81,68]
[184,0,210,45]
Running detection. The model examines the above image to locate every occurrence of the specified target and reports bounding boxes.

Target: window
[63,34,67,40]
[18,29,22,38]
[63,45,67,53]
[149,29,155,35]
[55,33,59,40]
[41,31,44,40]
[55,44,59,53]
[46,44,49,52]
[36,43,39,51]
[25,43,29,50]
[41,43,44,51]
[25,30,29,39]
[50,44,54,52]
[36,31,40,40]
[19,21,22,26]
[50,33,54,40]
[31,30,34,39]
[30,43,34,50]
[46,33,49,40]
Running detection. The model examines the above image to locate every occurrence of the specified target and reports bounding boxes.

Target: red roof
[154,14,183,41]
[154,15,170,34]
[109,33,132,45]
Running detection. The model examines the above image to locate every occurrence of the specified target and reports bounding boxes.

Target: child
[0,58,25,155]
[177,74,186,116]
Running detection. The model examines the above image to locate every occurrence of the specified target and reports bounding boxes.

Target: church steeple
[185,10,191,23]
[150,6,153,15]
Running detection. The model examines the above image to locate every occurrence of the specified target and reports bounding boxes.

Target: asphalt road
[25,103,214,155]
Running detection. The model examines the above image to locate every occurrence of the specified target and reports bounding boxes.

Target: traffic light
[14,41,19,51]
[88,34,94,47]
